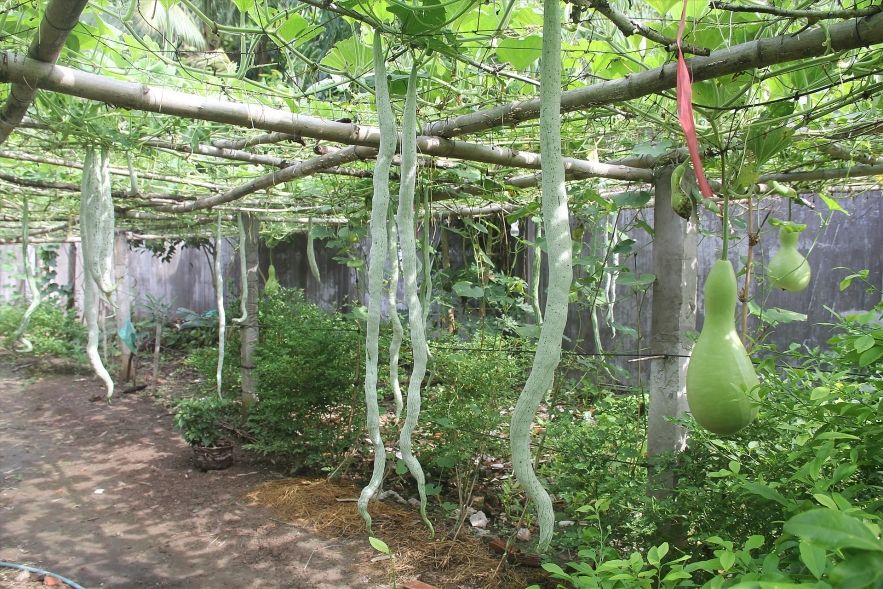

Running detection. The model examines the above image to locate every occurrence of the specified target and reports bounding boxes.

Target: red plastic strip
[676,0,714,199]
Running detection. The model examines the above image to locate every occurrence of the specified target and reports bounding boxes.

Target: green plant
[686,259,759,435]
[0,302,87,360]
[244,287,361,470]
[174,396,238,447]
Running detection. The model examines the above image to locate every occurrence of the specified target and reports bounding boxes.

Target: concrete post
[239,213,260,409]
[113,230,133,382]
[648,165,698,492]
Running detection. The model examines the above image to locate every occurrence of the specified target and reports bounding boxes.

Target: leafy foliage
[0,301,86,359]
[174,395,239,447]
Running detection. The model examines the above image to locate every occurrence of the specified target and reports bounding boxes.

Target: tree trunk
[239,212,260,410]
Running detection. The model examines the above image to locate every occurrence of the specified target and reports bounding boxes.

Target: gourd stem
[357,31,395,534]
[721,155,730,261]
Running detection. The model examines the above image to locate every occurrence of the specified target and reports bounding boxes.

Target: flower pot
[192,441,234,471]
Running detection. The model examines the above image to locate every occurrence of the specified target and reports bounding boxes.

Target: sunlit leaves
[496,35,542,70]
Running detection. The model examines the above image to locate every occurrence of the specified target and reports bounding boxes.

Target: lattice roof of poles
[0,0,881,243]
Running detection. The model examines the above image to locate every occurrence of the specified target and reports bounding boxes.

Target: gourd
[307,218,320,283]
[768,226,811,292]
[387,210,404,419]
[264,248,279,296]
[357,30,395,535]
[214,212,226,398]
[670,161,695,220]
[11,195,41,352]
[80,147,116,400]
[686,259,759,435]
[509,0,572,553]
[394,59,434,537]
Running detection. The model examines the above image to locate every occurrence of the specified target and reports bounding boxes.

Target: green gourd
[687,260,759,435]
[768,227,811,292]
[265,264,279,296]
[670,161,694,220]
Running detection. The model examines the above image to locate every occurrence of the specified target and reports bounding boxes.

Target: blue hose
[0,561,87,589]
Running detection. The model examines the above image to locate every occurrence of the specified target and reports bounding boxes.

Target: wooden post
[151,322,162,396]
[648,165,697,494]
[113,229,133,382]
[239,212,260,410]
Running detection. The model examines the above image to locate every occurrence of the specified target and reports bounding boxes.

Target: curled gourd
[670,161,694,220]
[768,226,811,292]
[686,260,759,435]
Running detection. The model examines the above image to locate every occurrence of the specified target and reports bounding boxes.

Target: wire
[0,562,88,589]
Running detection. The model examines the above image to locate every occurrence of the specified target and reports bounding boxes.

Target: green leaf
[784,509,883,552]
[613,190,652,208]
[632,140,674,157]
[744,535,765,551]
[799,540,827,580]
[496,35,543,70]
[820,193,848,215]
[761,308,808,324]
[829,551,883,589]
[720,550,736,571]
[617,273,656,287]
[387,0,446,35]
[453,281,484,299]
[369,536,391,555]
[854,334,875,352]
[395,459,409,475]
[231,0,255,13]
[859,346,883,367]
[742,482,792,507]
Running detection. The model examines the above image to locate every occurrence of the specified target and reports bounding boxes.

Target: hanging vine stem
[307,217,321,283]
[740,195,756,343]
[232,212,247,324]
[509,0,572,553]
[80,146,115,400]
[396,57,434,537]
[387,207,404,419]
[11,195,41,352]
[357,31,395,534]
[215,211,226,398]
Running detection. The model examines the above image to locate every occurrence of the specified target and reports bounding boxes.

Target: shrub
[174,395,239,447]
[245,288,362,470]
[0,301,87,359]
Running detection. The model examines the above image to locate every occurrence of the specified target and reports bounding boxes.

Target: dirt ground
[0,362,388,589]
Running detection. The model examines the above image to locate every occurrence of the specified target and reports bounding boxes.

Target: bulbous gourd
[768,227,811,292]
[265,264,279,296]
[687,260,759,435]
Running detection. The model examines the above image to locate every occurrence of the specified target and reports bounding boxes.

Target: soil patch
[0,365,378,589]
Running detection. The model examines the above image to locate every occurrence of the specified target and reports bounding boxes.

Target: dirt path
[0,366,381,589]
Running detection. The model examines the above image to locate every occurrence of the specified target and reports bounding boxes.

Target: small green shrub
[185,338,241,397]
[174,395,239,447]
[0,302,87,359]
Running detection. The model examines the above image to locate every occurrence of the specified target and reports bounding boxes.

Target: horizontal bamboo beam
[0,51,649,182]
[422,13,883,138]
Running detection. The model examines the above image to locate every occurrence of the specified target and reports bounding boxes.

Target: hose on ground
[0,561,88,589]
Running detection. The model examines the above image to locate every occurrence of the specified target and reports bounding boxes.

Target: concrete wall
[1,192,880,372]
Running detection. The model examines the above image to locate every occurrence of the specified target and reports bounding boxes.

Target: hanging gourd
[307,218,321,283]
[686,259,759,435]
[394,60,434,537]
[265,246,279,296]
[11,195,41,352]
[387,210,404,420]
[767,225,811,292]
[232,212,248,324]
[80,146,116,400]
[670,161,696,220]
[509,0,572,554]
[214,212,226,398]
[357,30,395,535]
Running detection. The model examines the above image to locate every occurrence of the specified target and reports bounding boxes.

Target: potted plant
[174,396,237,471]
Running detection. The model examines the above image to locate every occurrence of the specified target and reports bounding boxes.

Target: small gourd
[265,264,279,296]
[687,260,759,435]
[670,161,695,220]
[768,226,810,292]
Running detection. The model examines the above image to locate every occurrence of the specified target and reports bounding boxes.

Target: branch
[709,2,883,20]
[421,12,883,138]
[571,0,711,56]
[817,142,883,166]
[759,163,883,183]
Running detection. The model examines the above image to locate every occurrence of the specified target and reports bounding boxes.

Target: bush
[0,302,87,359]
[174,395,239,447]
[245,288,362,470]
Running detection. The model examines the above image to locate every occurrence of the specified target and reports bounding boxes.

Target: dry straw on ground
[242,478,550,589]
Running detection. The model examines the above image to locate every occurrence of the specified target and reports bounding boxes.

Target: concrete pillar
[113,230,134,382]
[648,165,698,492]
[239,213,260,409]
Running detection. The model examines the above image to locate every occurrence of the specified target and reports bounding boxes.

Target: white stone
[516,527,531,542]
[469,510,488,528]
